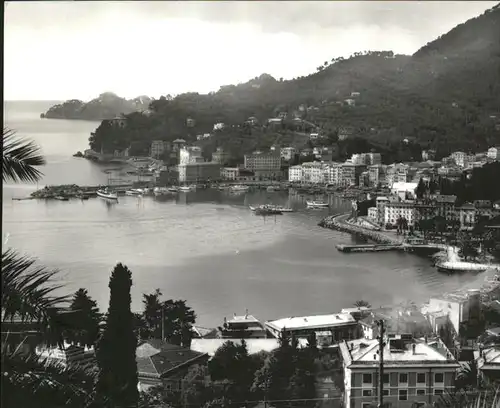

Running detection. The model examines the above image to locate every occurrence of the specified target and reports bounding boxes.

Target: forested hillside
[87,4,500,160]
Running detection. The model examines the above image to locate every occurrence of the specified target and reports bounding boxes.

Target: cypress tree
[95,263,138,408]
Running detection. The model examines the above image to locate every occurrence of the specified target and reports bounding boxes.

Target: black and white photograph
[2,1,500,407]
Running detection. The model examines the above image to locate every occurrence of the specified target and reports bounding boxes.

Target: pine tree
[66,288,102,348]
[95,263,138,408]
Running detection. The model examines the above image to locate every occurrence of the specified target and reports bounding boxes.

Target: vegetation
[86,5,499,162]
[134,288,196,346]
[3,128,46,184]
[65,288,102,348]
[42,92,152,121]
[95,263,139,408]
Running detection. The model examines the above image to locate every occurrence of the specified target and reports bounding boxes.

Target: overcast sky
[5,1,496,101]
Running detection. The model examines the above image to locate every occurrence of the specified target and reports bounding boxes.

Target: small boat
[125,189,143,196]
[275,206,294,213]
[167,186,179,193]
[153,187,170,197]
[306,201,329,208]
[230,185,249,192]
[179,185,194,192]
[54,195,69,201]
[218,185,231,191]
[267,186,276,192]
[255,207,282,215]
[76,194,90,200]
[97,189,118,200]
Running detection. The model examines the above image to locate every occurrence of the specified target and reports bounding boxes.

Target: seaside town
[4,2,500,408]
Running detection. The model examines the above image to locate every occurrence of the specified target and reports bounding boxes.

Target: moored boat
[179,185,196,192]
[167,186,179,193]
[55,195,69,201]
[153,187,170,197]
[255,207,282,215]
[125,189,143,196]
[230,185,249,192]
[306,200,329,208]
[436,261,491,274]
[97,188,118,200]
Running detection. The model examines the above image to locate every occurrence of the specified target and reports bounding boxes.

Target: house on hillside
[136,340,209,392]
[344,99,356,107]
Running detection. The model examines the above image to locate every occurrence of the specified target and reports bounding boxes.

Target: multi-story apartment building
[384,202,418,227]
[367,153,382,165]
[326,162,343,185]
[340,164,356,187]
[340,334,460,408]
[368,165,387,187]
[351,154,366,165]
[457,203,476,230]
[221,167,240,180]
[244,151,282,176]
[302,162,326,184]
[150,140,169,159]
[358,171,369,187]
[179,146,203,165]
[450,151,467,168]
[280,147,297,162]
[265,313,359,346]
[178,162,221,183]
[288,165,303,182]
[375,197,390,226]
[220,313,268,339]
[433,195,457,221]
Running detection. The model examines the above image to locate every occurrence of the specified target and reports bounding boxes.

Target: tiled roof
[136,340,207,377]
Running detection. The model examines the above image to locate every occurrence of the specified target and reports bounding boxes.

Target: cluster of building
[5,274,499,408]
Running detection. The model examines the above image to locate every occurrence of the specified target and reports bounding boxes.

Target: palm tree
[3,127,45,183]
[2,130,98,407]
[353,300,371,308]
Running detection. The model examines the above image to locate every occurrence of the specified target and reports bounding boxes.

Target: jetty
[30,184,135,200]
[336,244,402,253]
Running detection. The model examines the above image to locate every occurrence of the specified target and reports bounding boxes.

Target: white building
[384,202,417,227]
[244,151,281,173]
[178,162,221,183]
[265,313,359,345]
[340,164,356,187]
[391,181,418,200]
[179,146,203,165]
[213,123,225,131]
[344,98,356,106]
[326,162,343,185]
[487,146,500,161]
[288,165,303,182]
[339,335,460,408]
[368,207,378,222]
[221,167,240,180]
[302,162,326,184]
[367,152,381,165]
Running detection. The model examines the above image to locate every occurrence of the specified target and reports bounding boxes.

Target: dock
[336,243,447,254]
[336,244,403,253]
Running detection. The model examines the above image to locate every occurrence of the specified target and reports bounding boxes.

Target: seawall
[318,213,402,245]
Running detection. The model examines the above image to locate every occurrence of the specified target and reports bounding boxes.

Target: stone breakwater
[318,213,402,245]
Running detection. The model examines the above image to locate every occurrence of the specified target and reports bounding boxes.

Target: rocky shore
[318,213,403,245]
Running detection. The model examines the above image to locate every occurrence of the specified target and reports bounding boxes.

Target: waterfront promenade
[319,213,405,245]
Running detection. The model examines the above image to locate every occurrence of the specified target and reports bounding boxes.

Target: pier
[335,243,446,254]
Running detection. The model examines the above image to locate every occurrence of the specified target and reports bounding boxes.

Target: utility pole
[161,306,165,341]
[377,320,386,408]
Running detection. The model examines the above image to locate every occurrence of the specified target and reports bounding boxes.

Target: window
[362,404,372,408]
[383,389,389,396]
[362,373,373,385]
[434,373,444,384]
[383,373,390,384]
[362,389,372,397]
[414,403,426,408]
[398,389,408,401]
[399,373,408,384]
[434,389,444,396]
[417,389,426,396]
[417,373,426,384]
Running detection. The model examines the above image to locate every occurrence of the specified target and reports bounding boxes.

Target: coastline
[318,212,403,245]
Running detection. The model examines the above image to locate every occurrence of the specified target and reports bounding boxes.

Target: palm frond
[1,249,68,324]
[3,127,45,183]
[1,341,99,408]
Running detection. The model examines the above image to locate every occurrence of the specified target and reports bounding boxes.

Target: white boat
[167,186,179,193]
[230,185,249,192]
[267,186,276,192]
[275,206,294,213]
[153,187,170,197]
[125,189,143,196]
[306,200,329,208]
[97,189,118,200]
[179,185,195,192]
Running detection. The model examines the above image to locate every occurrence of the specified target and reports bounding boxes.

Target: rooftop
[227,314,260,324]
[266,313,356,331]
[136,340,207,377]
[340,336,459,368]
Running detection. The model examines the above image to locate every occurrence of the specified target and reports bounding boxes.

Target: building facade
[179,146,203,165]
[178,162,221,183]
[221,167,240,180]
[211,147,230,165]
[244,151,282,174]
[150,140,169,159]
[384,202,417,227]
[340,335,460,408]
